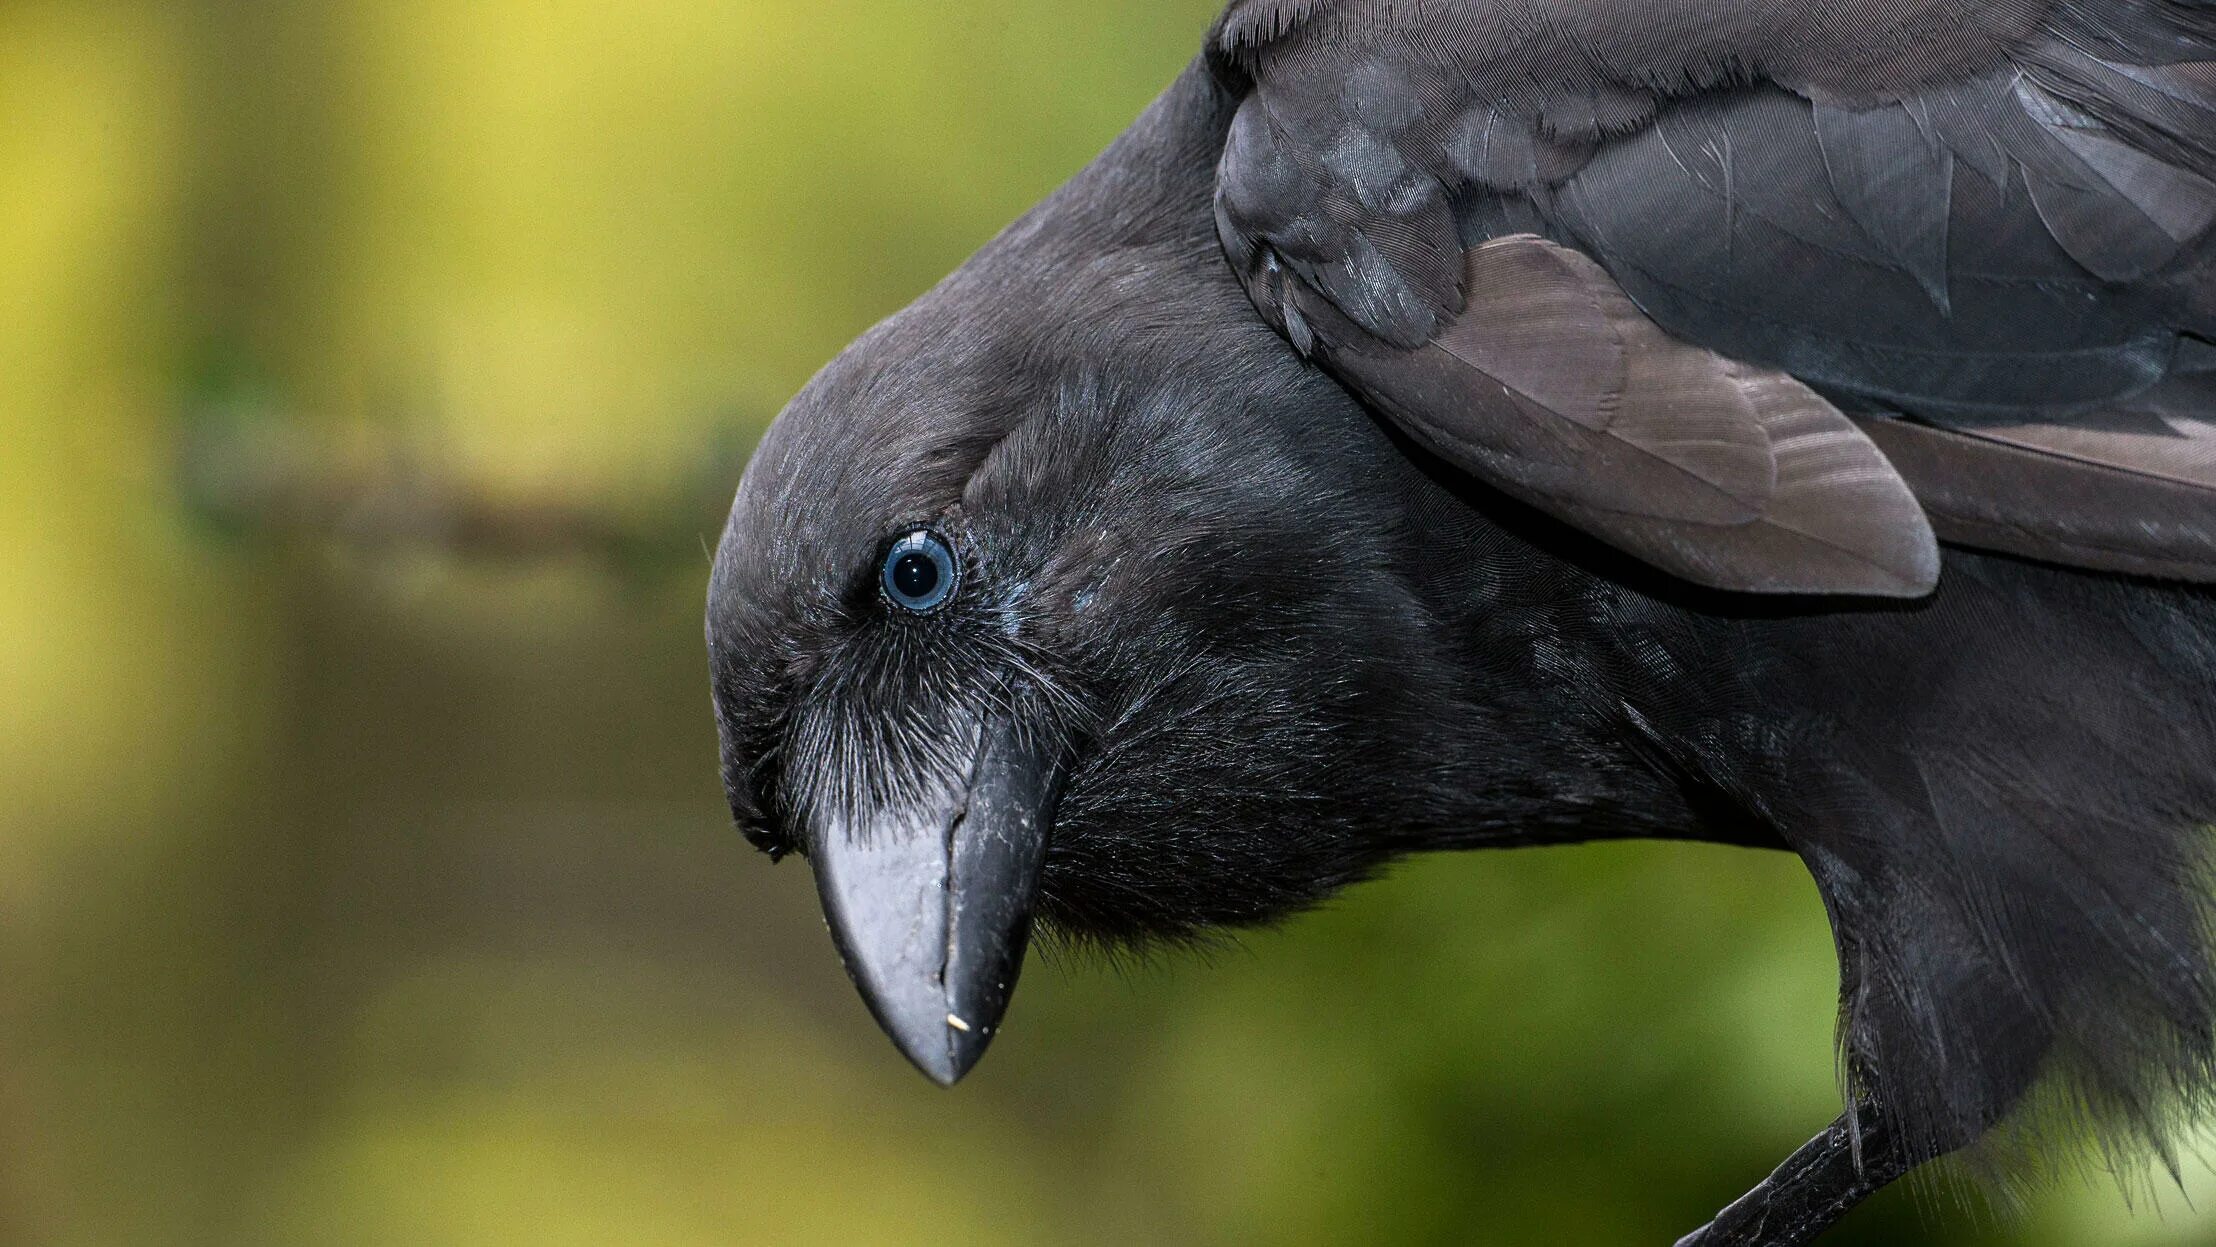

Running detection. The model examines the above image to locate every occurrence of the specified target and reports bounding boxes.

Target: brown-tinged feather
[1323,236,1939,596]
[1862,417,2216,580]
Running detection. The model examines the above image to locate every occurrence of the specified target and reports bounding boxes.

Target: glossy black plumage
[709,5,2216,1243]
[1214,0,2216,586]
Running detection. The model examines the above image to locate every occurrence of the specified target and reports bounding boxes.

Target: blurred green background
[5,2,2215,1244]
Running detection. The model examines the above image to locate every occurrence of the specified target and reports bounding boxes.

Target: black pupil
[892,551,940,601]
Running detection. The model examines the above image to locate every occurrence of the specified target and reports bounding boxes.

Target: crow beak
[806,716,1063,1086]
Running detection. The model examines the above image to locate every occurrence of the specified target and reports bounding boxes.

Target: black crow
[706,3,2216,1242]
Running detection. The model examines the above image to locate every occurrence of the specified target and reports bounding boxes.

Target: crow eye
[881,530,958,613]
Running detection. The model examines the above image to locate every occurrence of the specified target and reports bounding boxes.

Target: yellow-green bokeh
[4,3,2213,1244]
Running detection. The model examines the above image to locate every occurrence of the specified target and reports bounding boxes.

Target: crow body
[709,4,2216,1241]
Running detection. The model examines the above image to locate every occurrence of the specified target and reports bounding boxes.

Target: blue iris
[881,530,958,613]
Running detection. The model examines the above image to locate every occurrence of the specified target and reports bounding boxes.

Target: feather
[1813,100,1956,312]
[1318,235,1940,596]
[1555,89,2179,415]
[2018,78,2216,281]
[1860,417,2216,580]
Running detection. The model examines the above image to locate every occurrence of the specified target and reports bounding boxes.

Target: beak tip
[889,1016,991,1088]
[910,1053,965,1089]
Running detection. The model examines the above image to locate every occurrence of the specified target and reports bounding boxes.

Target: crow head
[706,66,1716,1085]
[705,144,1493,1083]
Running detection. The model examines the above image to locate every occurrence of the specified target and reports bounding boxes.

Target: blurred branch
[176,408,756,581]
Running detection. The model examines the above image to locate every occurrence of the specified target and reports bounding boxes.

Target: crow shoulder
[1207,0,2216,589]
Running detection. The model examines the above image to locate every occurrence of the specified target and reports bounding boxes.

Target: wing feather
[1320,236,1939,595]
[1814,100,1955,310]
[1211,0,2216,586]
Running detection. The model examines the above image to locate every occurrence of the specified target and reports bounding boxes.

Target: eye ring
[880,529,959,614]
